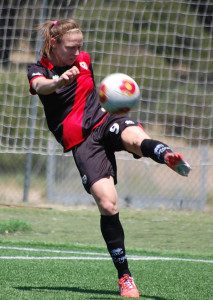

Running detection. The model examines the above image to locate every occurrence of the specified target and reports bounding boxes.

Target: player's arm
[31,66,80,95]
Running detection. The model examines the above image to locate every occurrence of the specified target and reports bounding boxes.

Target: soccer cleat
[164,152,191,176]
[118,274,140,298]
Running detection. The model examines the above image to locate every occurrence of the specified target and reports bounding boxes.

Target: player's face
[51,32,83,66]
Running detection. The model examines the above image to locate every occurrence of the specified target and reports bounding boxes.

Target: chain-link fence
[0,1,213,211]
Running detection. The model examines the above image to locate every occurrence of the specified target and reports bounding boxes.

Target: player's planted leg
[101,213,140,298]
[101,213,130,278]
[91,177,140,298]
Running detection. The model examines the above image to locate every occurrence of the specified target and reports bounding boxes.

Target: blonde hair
[37,19,82,57]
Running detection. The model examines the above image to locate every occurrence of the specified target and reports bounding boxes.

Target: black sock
[100,213,131,279]
[141,139,173,164]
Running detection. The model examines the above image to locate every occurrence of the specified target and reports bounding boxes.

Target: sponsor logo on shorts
[125,120,135,125]
[82,174,87,184]
[109,123,119,134]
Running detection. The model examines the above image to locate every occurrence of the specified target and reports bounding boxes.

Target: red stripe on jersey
[62,53,94,151]
[63,80,94,150]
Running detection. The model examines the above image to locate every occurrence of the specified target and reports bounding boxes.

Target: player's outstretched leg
[140,139,191,176]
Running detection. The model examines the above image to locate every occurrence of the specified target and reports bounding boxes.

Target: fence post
[46,139,56,202]
[22,0,47,202]
[200,145,209,211]
[23,95,37,202]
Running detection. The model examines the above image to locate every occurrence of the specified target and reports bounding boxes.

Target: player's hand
[60,66,80,86]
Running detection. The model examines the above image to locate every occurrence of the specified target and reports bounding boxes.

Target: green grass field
[0,206,213,300]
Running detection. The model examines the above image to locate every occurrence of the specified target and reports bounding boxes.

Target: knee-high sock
[141,139,172,164]
[100,213,131,279]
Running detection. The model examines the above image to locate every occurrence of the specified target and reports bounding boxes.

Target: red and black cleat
[164,152,191,176]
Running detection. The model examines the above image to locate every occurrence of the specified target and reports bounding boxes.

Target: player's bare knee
[121,126,149,155]
[99,200,118,215]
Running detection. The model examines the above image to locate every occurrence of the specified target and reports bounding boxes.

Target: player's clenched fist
[60,66,80,85]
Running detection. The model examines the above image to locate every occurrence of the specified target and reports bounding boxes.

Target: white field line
[0,246,213,263]
[0,246,109,256]
[0,256,110,260]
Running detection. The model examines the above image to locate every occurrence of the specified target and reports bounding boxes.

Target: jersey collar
[40,56,54,70]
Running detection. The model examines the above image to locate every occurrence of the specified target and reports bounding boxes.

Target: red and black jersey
[27,51,108,152]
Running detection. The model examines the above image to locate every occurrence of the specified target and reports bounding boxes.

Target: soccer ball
[99,73,140,114]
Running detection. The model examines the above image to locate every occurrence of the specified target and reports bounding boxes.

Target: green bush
[0,219,32,233]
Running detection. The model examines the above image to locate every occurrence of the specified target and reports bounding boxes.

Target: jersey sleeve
[27,63,47,95]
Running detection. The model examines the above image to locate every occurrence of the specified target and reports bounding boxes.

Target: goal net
[0,0,213,210]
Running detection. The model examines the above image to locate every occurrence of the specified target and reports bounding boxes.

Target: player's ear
[50,38,57,48]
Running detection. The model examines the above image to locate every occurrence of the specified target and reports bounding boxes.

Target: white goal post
[0,0,212,209]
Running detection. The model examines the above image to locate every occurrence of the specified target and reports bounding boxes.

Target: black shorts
[72,114,142,193]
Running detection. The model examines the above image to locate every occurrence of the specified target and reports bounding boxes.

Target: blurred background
[0,0,213,211]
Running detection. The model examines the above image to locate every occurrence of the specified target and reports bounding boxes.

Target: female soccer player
[28,19,191,298]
